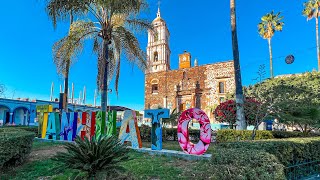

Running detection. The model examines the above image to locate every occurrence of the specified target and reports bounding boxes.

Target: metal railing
[285,160,320,180]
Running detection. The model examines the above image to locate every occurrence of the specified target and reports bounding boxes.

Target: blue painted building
[0,98,130,126]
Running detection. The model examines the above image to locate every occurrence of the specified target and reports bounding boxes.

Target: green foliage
[162,108,181,127]
[2,126,38,137]
[258,11,284,39]
[139,125,151,141]
[46,0,150,97]
[246,72,320,133]
[54,135,129,179]
[271,130,320,138]
[0,128,34,169]
[210,148,285,179]
[216,129,274,143]
[302,0,320,20]
[138,125,201,142]
[219,137,320,166]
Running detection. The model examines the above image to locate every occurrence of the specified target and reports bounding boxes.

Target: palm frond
[45,0,91,29]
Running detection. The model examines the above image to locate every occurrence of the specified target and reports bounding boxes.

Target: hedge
[0,128,34,169]
[1,126,38,137]
[216,129,274,143]
[209,148,285,179]
[138,125,201,142]
[218,137,320,166]
[271,131,320,139]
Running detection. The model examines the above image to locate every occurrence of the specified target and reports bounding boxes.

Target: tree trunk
[101,40,109,112]
[63,12,74,112]
[230,0,246,130]
[268,38,273,78]
[316,17,320,71]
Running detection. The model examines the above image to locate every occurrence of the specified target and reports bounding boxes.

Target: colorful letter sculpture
[36,105,53,138]
[95,111,106,138]
[60,112,76,141]
[107,110,117,136]
[77,112,95,140]
[118,110,142,148]
[144,109,170,150]
[45,112,60,140]
[177,108,211,155]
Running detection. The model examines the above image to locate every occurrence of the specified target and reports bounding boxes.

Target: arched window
[154,51,158,62]
[183,71,187,79]
[219,82,225,94]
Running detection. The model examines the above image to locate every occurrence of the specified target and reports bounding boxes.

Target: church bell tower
[146,8,171,73]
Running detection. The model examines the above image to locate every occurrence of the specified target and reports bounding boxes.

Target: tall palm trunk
[63,12,74,112]
[268,38,273,78]
[230,0,246,130]
[101,39,109,112]
[316,17,320,71]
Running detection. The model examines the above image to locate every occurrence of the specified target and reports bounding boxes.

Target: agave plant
[54,135,129,179]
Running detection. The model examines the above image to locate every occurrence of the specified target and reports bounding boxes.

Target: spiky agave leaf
[54,135,129,178]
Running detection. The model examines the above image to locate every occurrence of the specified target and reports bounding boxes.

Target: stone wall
[144,60,235,123]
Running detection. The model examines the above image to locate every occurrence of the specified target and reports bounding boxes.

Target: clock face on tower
[182,57,186,61]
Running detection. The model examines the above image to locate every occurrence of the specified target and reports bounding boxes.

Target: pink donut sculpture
[177,108,211,155]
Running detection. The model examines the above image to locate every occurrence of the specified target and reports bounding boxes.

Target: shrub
[210,148,285,179]
[139,125,151,141]
[271,131,320,139]
[0,128,34,169]
[218,137,320,166]
[216,129,274,143]
[54,135,129,179]
[1,126,38,137]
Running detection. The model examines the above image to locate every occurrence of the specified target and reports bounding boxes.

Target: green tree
[46,0,150,111]
[45,1,75,111]
[258,11,284,78]
[302,0,320,71]
[230,0,246,130]
[246,72,320,135]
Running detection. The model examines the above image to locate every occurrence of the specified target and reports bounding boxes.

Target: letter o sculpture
[177,108,211,155]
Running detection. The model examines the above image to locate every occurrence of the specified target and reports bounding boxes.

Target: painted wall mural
[177,108,211,155]
[144,109,170,150]
[36,105,211,156]
[118,110,142,148]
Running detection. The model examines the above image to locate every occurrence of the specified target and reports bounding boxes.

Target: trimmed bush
[271,131,320,139]
[0,128,34,169]
[1,126,38,137]
[218,137,320,166]
[216,129,274,143]
[210,148,285,179]
[138,126,201,142]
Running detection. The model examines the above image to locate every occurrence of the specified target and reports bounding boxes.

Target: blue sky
[0,0,318,110]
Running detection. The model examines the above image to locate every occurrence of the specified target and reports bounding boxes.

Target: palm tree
[45,2,75,112]
[46,0,150,111]
[230,0,246,130]
[303,0,320,71]
[258,11,284,78]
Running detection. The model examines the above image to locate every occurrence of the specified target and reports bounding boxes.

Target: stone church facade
[144,9,236,122]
